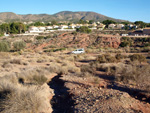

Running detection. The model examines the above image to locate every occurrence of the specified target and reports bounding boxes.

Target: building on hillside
[28,26,41,33]
[76,24,83,28]
[46,26,53,30]
[53,25,59,29]
[108,24,116,29]
[68,24,76,29]
[83,24,89,27]
[127,24,137,30]
[38,27,46,32]
[97,23,106,30]
[143,28,150,35]
[116,24,124,29]
[59,25,68,29]
[128,29,143,36]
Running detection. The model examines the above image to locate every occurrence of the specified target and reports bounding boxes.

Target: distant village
[1,20,150,37]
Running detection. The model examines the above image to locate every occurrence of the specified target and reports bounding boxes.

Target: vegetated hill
[0,11,127,22]
[53,11,125,22]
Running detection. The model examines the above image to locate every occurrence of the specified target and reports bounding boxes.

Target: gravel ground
[61,74,150,113]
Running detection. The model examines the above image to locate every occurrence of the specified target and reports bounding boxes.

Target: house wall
[143,29,150,35]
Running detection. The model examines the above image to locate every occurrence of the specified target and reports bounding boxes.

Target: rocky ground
[59,74,150,113]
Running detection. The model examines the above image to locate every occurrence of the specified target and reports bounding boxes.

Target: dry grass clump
[129,54,147,63]
[1,62,13,68]
[0,68,53,113]
[114,64,150,84]
[36,58,48,63]
[32,75,48,85]
[47,61,80,74]
[47,62,62,74]
[115,53,127,61]
[64,55,74,62]
[95,63,124,75]
[13,67,49,86]
[81,65,95,74]
[96,54,117,63]
[10,59,23,65]
[65,63,80,73]
[0,83,52,113]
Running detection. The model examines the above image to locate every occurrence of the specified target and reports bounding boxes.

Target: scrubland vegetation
[0,31,149,112]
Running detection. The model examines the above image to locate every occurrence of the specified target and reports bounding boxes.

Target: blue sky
[0,0,150,22]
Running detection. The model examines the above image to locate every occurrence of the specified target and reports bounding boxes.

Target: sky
[0,0,150,22]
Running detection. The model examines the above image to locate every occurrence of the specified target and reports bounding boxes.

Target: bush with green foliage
[36,36,45,40]
[0,41,10,52]
[44,48,66,52]
[102,20,116,28]
[13,41,26,51]
[76,26,91,33]
[120,37,132,47]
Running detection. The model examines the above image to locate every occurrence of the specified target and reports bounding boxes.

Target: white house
[68,24,76,29]
[53,25,59,29]
[28,26,41,33]
[75,24,83,28]
[108,24,116,29]
[46,26,53,30]
[59,25,68,29]
[116,24,124,29]
[38,27,46,32]
[97,23,106,30]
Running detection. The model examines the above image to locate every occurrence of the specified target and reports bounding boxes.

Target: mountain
[0,11,127,22]
[53,11,125,22]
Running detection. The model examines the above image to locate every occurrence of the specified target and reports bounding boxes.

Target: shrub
[81,65,93,72]
[120,41,130,47]
[0,85,51,113]
[115,53,126,60]
[0,41,10,52]
[32,75,47,85]
[44,35,51,39]
[36,36,45,40]
[96,54,117,63]
[13,41,26,51]
[10,59,22,64]
[120,37,133,47]
[129,54,146,63]
[114,65,150,85]
[76,26,91,33]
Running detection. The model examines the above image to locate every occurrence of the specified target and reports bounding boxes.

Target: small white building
[108,24,116,29]
[29,26,41,33]
[38,27,46,32]
[68,24,76,29]
[53,25,59,29]
[97,23,106,30]
[59,25,68,29]
[116,24,124,29]
[46,26,53,30]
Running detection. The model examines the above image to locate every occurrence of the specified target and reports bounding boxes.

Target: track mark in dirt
[48,74,75,113]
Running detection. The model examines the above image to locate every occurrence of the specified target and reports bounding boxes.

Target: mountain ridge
[0,11,127,22]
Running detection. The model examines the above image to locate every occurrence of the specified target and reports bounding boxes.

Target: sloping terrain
[28,32,121,51]
[0,11,127,22]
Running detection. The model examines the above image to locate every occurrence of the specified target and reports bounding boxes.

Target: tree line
[0,22,26,35]
[0,20,150,35]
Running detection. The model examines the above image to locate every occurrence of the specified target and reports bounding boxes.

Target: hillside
[0,11,127,22]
